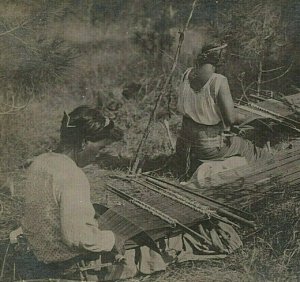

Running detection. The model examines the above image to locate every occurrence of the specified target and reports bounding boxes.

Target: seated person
[176,42,271,176]
[15,105,245,281]
[18,105,124,280]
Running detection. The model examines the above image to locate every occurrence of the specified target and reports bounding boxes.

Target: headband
[204,43,228,54]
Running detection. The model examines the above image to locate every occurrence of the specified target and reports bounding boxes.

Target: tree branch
[229,52,259,61]
[261,61,294,84]
[0,96,30,115]
[261,65,285,72]
[0,20,30,37]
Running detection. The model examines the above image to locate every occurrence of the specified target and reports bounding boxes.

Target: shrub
[0,38,78,97]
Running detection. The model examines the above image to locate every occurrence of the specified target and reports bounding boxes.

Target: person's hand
[114,254,126,264]
[109,234,126,264]
[113,233,126,255]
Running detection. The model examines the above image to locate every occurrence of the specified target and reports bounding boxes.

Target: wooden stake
[130,0,198,175]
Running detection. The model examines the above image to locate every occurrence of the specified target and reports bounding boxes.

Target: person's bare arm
[217,77,236,127]
[235,111,248,124]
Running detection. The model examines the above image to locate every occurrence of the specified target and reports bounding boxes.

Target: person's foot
[114,254,126,264]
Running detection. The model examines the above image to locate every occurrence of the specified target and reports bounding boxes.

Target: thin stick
[12,262,15,282]
[0,20,29,37]
[261,65,285,72]
[0,243,10,281]
[130,0,198,175]
[0,201,3,216]
[162,119,176,151]
[0,192,22,203]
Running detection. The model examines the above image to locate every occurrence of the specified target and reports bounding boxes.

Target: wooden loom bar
[249,102,300,125]
[145,175,251,218]
[235,98,300,132]
[145,177,257,228]
[106,184,210,244]
[132,178,240,228]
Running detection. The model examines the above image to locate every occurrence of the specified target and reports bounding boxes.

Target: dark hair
[59,105,115,149]
[196,43,227,67]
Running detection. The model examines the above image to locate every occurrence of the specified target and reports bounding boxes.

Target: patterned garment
[21,152,115,264]
[176,117,271,175]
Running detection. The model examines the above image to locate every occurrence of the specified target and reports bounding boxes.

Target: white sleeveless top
[177,67,226,126]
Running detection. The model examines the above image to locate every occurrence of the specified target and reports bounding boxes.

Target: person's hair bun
[60,105,114,148]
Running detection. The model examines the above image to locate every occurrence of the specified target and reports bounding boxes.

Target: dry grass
[0,92,83,170]
[0,4,299,281]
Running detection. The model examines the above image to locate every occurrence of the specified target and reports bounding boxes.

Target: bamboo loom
[96,173,256,253]
[86,148,298,266]
[100,179,210,241]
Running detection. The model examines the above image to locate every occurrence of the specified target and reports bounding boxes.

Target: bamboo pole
[130,0,198,175]
[145,176,257,228]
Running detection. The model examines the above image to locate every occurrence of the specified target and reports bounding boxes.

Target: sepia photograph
[0,0,299,281]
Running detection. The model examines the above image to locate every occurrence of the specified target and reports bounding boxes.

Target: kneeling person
[19,105,123,280]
